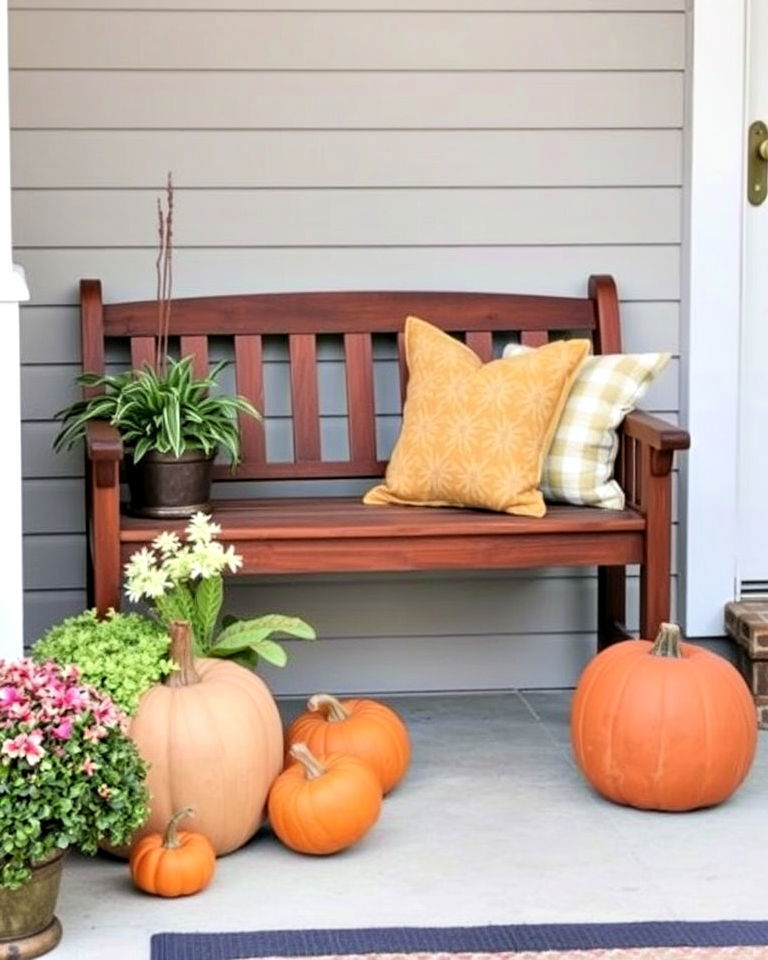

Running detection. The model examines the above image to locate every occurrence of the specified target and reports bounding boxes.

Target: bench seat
[119,498,647,574]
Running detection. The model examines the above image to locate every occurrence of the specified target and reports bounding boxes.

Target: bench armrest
[85,420,123,462]
[621,410,690,453]
[85,421,122,489]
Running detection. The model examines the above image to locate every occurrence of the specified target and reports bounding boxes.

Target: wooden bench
[81,275,689,651]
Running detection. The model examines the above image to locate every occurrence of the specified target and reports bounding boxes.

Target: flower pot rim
[130,448,216,464]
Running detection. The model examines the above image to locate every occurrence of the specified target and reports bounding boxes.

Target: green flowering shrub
[33,609,173,715]
[0,658,148,889]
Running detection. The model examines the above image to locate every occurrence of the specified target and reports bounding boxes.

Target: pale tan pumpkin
[128,620,283,856]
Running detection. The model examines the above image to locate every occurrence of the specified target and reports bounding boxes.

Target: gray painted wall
[10,0,685,695]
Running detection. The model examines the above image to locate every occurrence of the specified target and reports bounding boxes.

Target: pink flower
[81,757,98,777]
[2,732,44,765]
[84,725,107,743]
[91,702,119,727]
[97,784,112,800]
[51,718,73,741]
[0,686,22,709]
[63,687,85,711]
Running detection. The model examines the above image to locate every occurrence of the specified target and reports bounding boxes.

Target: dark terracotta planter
[0,851,65,959]
[127,449,215,519]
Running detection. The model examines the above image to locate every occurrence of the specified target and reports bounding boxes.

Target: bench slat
[103,291,598,338]
[521,330,549,348]
[120,498,646,540]
[212,459,385,481]
[397,332,408,405]
[234,334,266,466]
[344,332,377,463]
[465,331,493,362]
[289,333,321,462]
[130,337,156,371]
[180,336,209,379]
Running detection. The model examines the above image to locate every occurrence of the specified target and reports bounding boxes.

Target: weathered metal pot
[0,850,65,959]
[127,448,214,519]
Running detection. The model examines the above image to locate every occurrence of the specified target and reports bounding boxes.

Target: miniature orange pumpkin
[268,743,382,855]
[128,621,283,856]
[130,807,216,897]
[285,694,411,794]
[571,622,757,811]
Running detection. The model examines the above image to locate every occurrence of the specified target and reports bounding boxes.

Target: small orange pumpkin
[571,622,757,812]
[285,694,411,794]
[129,807,216,897]
[268,743,382,855]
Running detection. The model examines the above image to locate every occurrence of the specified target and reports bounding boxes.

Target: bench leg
[87,460,122,617]
[638,448,673,639]
[597,566,628,651]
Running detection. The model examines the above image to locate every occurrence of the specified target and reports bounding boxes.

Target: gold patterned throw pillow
[364,317,590,518]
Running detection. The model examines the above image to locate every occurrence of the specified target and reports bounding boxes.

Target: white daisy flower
[152,531,182,557]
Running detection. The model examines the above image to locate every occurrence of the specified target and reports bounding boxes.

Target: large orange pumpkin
[268,743,382,854]
[571,622,757,811]
[285,694,411,794]
[128,621,283,855]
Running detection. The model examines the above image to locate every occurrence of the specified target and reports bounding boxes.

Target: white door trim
[0,2,29,659]
[679,0,748,638]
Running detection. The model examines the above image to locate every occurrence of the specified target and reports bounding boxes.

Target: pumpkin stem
[650,622,684,659]
[163,807,195,849]
[307,693,349,722]
[289,742,326,780]
[166,620,201,687]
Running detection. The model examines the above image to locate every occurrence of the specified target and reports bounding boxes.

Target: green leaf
[250,640,288,667]
[194,576,223,652]
[211,614,315,653]
[209,615,315,665]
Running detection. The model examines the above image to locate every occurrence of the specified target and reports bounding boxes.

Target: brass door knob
[748,122,768,205]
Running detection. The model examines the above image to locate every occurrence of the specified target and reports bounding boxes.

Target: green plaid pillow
[502,346,670,509]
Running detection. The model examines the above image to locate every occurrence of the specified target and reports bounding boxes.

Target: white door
[739,0,768,589]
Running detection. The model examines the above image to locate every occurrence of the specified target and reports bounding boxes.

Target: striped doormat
[150,921,768,960]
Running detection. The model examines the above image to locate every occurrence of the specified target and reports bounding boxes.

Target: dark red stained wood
[638,444,672,639]
[121,499,646,541]
[103,290,598,338]
[130,337,156,371]
[180,336,209,378]
[622,410,690,452]
[520,330,549,348]
[597,566,628,651]
[465,331,493,362]
[397,332,408,405]
[590,275,622,354]
[213,459,386,481]
[234,335,266,465]
[81,279,106,383]
[344,333,377,463]
[121,530,643,574]
[85,421,123,462]
[289,334,321,461]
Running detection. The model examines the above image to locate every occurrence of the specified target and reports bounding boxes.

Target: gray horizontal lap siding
[11,1,685,694]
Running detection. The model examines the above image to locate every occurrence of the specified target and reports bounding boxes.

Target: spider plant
[52,355,261,465]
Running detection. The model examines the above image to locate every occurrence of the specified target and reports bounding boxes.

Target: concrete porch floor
[47,691,768,959]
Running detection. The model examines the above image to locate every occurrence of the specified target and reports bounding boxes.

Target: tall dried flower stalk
[155,172,174,376]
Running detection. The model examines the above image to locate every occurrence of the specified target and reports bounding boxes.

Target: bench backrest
[80,275,621,481]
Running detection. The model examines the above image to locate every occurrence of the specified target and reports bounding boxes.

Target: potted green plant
[124,511,316,665]
[0,657,148,956]
[51,175,261,518]
[32,609,174,715]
